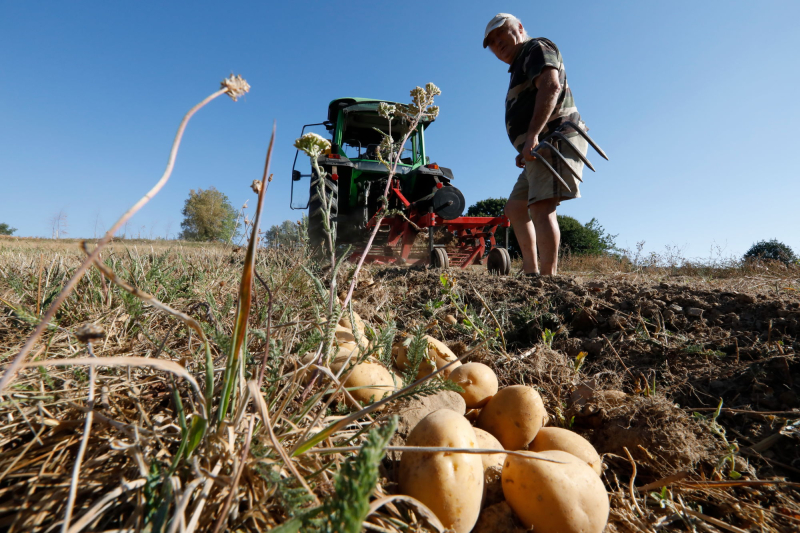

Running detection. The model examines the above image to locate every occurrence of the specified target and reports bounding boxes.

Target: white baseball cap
[483,13,515,48]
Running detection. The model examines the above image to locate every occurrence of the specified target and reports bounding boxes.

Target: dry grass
[1,237,798,532]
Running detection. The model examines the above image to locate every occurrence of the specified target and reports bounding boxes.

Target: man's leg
[504,199,538,274]
[529,198,561,275]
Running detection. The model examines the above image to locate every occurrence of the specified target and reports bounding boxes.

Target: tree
[264,216,308,248]
[179,187,238,242]
[465,197,616,256]
[744,239,796,264]
[558,215,617,255]
[0,223,16,236]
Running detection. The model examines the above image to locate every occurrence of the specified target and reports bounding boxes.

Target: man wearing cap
[483,13,588,276]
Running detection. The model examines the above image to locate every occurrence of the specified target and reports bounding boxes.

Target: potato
[399,409,484,533]
[343,362,395,406]
[334,324,368,350]
[502,450,609,533]
[393,335,461,379]
[338,310,367,337]
[447,362,498,408]
[530,427,603,475]
[329,342,361,374]
[473,427,505,471]
[476,385,546,450]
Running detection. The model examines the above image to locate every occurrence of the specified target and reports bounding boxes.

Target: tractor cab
[290,96,512,273]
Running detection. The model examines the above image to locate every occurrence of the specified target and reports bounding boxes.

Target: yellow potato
[502,450,609,533]
[393,335,461,379]
[334,324,368,350]
[447,362,498,408]
[473,427,505,471]
[530,427,603,476]
[343,362,395,406]
[338,310,367,337]
[476,385,546,450]
[329,342,361,374]
[399,409,484,533]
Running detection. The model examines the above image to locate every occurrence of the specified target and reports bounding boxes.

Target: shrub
[179,187,238,242]
[0,223,16,236]
[744,239,796,264]
[465,198,616,256]
[558,215,617,256]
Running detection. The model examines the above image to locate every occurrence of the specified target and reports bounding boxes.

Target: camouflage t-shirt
[505,37,582,152]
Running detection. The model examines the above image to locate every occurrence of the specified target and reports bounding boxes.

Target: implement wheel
[431,248,449,269]
[487,247,511,275]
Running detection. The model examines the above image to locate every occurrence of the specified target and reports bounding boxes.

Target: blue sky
[1,1,798,260]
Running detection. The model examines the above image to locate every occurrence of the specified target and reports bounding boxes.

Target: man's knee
[529,198,559,224]
[504,199,529,221]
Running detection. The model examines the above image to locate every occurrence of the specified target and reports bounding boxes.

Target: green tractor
[291,97,512,272]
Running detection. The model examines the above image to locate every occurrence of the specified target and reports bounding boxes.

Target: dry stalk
[0,75,248,393]
[61,342,98,533]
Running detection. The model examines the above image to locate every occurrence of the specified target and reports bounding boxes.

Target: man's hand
[515,153,526,168]
[522,135,539,162]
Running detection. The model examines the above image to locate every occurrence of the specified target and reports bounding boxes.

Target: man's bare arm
[521,67,561,161]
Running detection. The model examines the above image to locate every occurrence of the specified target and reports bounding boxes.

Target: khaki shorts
[509,134,589,206]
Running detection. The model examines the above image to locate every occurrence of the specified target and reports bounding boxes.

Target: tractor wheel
[487,247,511,275]
[431,247,449,269]
[308,175,338,257]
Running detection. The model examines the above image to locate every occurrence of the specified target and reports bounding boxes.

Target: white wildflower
[378,102,396,119]
[221,74,250,101]
[425,83,442,97]
[294,132,331,159]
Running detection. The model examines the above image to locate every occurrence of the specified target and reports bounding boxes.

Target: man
[484,13,589,276]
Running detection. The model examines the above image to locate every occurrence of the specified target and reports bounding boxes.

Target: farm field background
[0,237,798,532]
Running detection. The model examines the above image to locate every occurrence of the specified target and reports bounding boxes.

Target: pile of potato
[307,312,609,532]
[397,359,609,533]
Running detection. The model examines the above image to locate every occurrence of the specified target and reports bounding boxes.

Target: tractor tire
[487,247,511,275]
[308,175,338,258]
[431,247,449,269]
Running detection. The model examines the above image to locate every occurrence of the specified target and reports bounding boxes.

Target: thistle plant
[294,132,336,262]
[341,84,441,311]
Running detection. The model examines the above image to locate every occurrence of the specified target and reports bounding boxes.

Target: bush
[744,239,796,264]
[0,223,16,236]
[465,198,616,257]
[558,216,617,256]
[179,187,238,242]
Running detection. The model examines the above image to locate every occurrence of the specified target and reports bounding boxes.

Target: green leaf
[185,416,207,459]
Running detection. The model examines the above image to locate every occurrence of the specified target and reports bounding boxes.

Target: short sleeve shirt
[505,37,582,152]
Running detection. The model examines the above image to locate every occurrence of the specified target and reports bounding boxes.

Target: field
[1,236,799,532]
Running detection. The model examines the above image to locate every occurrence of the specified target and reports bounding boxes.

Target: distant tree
[264,216,308,248]
[558,215,617,255]
[179,187,238,242]
[744,239,796,264]
[0,223,16,236]
[465,197,616,257]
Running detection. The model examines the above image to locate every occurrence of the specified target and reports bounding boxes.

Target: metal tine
[531,148,572,192]
[559,120,609,161]
[545,131,595,172]
[538,142,583,183]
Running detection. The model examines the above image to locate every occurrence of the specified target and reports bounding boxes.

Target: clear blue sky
[2,1,798,260]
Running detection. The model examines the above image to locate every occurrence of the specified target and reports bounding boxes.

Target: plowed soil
[352,265,800,531]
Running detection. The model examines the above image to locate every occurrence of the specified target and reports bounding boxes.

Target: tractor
[291,97,512,274]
